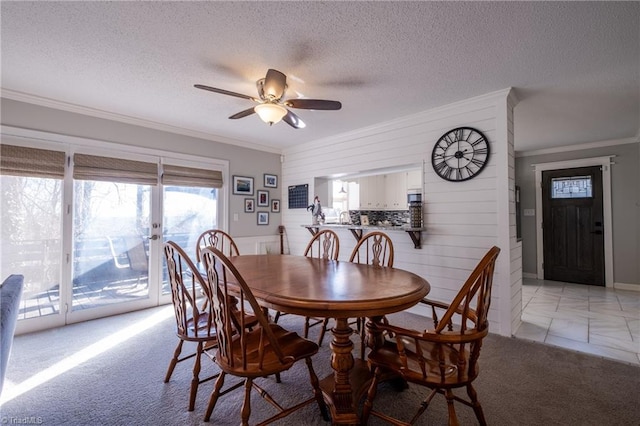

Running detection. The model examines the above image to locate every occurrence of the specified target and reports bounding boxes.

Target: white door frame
[533,156,615,287]
[2,125,229,334]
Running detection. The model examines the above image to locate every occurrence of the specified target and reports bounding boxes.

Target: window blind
[73,153,158,185]
[0,144,66,179]
[162,164,223,188]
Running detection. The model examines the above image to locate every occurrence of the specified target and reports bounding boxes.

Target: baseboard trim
[614,282,640,292]
[522,272,538,279]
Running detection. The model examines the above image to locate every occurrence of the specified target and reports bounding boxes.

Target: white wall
[280,88,521,337]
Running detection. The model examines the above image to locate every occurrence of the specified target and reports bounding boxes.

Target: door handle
[147,235,160,240]
[591,230,603,235]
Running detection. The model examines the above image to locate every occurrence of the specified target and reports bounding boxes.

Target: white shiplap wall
[281,88,521,336]
[504,91,523,334]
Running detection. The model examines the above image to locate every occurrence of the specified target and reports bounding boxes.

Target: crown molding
[288,87,514,154]
[516,136,639,158]
[1,88,283,154]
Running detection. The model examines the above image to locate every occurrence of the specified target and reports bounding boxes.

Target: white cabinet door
[347,180,360,210]
[369,175,384,209]
[358,177,371,209]
[359,176,385,209]
[385,173,407,210]
[407,169,422,190]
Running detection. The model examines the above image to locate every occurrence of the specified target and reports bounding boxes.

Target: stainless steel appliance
[407,193,422,228]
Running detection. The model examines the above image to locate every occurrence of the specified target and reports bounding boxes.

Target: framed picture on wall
[233,175,254,195]
[257,211,269,225]
[271,199,280,213]
[244,198,255,213]
[257,190,269,207]
[264,173,278,188]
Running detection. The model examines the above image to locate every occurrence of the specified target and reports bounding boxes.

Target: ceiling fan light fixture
[255,103,287,125]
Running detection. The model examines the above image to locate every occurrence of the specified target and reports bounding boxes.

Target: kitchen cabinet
[407,169,422,190]
[355,169,422,211]
[384,173,407,209]
[358,175,384,209]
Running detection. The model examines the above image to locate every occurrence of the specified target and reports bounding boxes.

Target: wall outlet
[233,212,239,221]
[523,209,535,217]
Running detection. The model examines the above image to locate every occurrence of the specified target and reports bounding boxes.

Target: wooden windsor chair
[200,247,329,425]
[163,241,220,412]
[362,246,500,426]
[349,231,395,358]
[279,229,341,346]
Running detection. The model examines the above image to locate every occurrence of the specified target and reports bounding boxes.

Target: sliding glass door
[161,185,217,294]
[71,180,152,311]
[1,174,64,321]
[0,144,65,329]
[1,138,225,333]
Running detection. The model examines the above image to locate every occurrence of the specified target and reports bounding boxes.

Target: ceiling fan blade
[229,107,256,119]
[282,110,306,129]
[284,99,342,110]
[263,69,287,100]
[194,84,257,101]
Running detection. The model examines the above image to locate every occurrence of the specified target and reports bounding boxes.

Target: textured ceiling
[1,1,638,153]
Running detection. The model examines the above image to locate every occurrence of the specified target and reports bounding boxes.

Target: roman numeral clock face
[431,127,490,182]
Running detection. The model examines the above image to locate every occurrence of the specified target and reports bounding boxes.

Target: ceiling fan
[195,69,342,129]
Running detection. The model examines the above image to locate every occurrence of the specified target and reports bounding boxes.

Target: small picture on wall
[264,173,278,188]
[271,199,280,213]
[244,198,255,213]
[233,175,254,195]
[257,211,269,225]
[257,190,269,207]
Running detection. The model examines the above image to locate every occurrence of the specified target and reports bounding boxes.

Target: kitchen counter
[302,223,425,248]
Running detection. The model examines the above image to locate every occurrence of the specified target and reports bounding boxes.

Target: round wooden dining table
[225,254,430,425]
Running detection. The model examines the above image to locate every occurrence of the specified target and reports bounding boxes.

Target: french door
[1,139,225,333]
[69,179,156,319]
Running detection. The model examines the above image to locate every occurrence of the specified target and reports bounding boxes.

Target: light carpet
[1,306,638,425]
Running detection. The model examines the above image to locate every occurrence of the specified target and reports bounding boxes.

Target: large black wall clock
[431,127,490,182]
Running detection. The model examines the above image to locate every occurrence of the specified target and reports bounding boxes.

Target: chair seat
[368,338,477,387]
[220,324,319,377]
[236,312,258,329]
[185,313,216,336]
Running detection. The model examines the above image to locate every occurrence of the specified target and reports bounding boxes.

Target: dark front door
[542,166,604,286]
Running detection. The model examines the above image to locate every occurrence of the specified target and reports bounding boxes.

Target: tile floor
[515,278,640,365]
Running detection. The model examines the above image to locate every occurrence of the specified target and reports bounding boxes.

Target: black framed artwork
[233,175,254,195]
[271,199,280,213]
[244,198,255,213]
[257,190,269,207]
[257,211,269,225]
[264,173,277,188]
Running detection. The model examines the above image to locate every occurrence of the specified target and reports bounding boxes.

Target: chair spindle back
[349,231,394,267]
[164,241,215,341]
[201,247,292,374]
[196,229,240,263]
[304,229,340,260]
